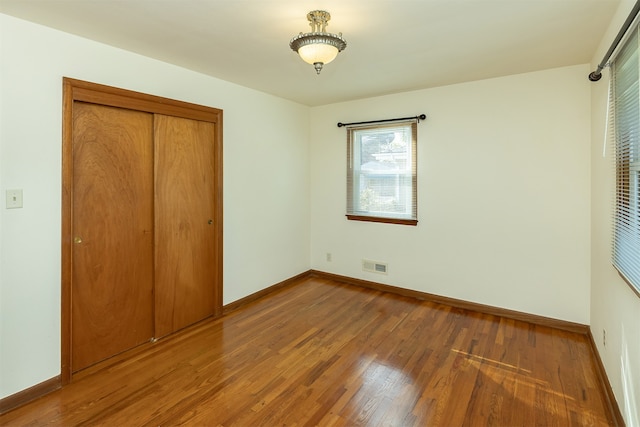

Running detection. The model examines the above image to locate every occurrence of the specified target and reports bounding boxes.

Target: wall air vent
[362,259,388,275]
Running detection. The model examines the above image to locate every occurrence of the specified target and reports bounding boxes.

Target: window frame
[611,25,640,296]
[346,120,418,226]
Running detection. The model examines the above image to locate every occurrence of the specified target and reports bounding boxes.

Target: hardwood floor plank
[0,277,616,426]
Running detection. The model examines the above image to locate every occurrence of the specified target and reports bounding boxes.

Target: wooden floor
[0,276,615,426]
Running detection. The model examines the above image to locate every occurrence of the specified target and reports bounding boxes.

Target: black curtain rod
[589,0,640,81]
[337,114,426,128]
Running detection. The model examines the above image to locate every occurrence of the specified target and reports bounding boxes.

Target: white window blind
[611,25,640,293]
[346,120,417,225]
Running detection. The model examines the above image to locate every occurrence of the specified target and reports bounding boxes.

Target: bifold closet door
[154,114,217,338]
[71,102,154,372]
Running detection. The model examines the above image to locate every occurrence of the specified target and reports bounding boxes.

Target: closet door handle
[74,236,83,244]
[208,219,213,225]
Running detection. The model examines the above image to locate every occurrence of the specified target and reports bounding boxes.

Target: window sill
[613,265,640,299]
[346,215,417,226]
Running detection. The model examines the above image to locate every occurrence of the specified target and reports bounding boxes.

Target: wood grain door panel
[62,78,223,383]
[154,115,217,338]
[71,102,154,372]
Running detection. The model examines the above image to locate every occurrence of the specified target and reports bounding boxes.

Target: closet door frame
[61,77,223,384]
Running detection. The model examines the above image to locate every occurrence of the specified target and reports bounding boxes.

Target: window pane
[347,121,417,223]
[612,27,640,292]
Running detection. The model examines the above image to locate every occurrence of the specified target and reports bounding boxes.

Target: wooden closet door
[154,115,217,338]
[71,102,154,372]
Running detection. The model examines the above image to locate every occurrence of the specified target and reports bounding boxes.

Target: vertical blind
[611,25,640,293]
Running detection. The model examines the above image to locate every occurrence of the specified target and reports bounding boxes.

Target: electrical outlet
[326,253,332,262]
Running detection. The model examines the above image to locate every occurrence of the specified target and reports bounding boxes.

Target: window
[346,120,417,225]
[611,25,640,294]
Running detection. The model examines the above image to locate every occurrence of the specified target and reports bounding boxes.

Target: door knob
[208,219,213,225]
[74,236,83,244]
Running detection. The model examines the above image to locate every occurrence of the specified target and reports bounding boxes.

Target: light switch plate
[6,189,23,209]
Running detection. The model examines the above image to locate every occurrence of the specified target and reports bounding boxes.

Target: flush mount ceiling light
[289,10,347,75]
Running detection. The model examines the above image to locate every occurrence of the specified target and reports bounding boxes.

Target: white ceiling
[0,0,620,106]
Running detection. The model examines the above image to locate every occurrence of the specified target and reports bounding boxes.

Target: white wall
[310,65,592,324]
[590,1,640,425]
[0,14,310,399]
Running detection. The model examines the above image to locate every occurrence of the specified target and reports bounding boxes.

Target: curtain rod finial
[589,71,603,82]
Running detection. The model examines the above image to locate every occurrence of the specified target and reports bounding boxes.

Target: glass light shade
[289,10,346,74]
[298,43,339,65]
